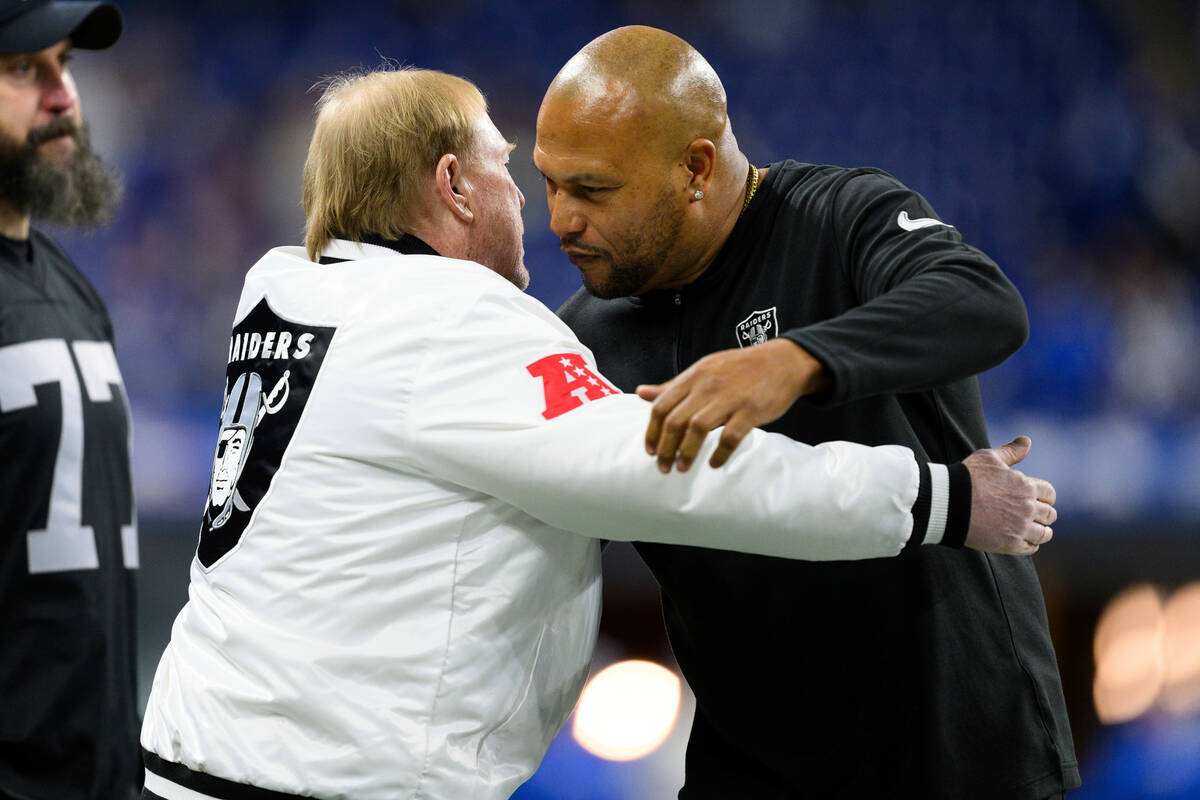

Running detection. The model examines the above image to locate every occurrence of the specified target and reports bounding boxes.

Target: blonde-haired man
[139,66,1056,800]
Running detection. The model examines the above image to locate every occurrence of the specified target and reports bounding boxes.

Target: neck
[0,203,30,240]
[660,153,752,290]
[415,226,464,263]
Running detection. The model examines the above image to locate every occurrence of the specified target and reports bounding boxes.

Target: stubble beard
[574,189,685,300]
[0,117,122,230]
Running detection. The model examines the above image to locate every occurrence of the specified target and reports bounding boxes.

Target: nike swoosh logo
[897,211,954,231]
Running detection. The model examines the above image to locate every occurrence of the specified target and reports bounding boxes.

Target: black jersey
[0,228,139,800]
[559,161,1078,799]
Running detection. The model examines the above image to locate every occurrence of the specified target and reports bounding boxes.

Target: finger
[643,380,692,455]
[1024,522,1052,548]
[656,399,707,473]
[1012,540,1038,556]
[993,435,1032,467]
[636,384,664,401]
[1033,501,1057,527]
[674,407,730,473]
[1031,476,1056,506]
[997,533,1039,556]
[709,417,753,469]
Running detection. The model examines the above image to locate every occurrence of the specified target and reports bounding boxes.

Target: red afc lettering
[526,353,619,420]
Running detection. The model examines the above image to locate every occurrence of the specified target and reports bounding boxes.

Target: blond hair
[302,66,487,260]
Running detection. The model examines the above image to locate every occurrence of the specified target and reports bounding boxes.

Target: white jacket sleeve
[403,286,961,561]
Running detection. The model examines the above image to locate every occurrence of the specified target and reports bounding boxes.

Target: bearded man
[0,3,139,799]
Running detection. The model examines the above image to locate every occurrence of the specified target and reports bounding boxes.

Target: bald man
[539,26,1078,800]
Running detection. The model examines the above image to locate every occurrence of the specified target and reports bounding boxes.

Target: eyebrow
[531,164,616,186]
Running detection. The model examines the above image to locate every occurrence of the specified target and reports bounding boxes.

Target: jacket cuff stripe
[939,462,972,549]
[924,463,949,545]
[905,461,932,550]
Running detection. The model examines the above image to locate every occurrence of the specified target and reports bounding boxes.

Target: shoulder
[769,160,906,209]
[772,165,942,237]
[29,226,75,263]
[555,286,638,331]
[557,286,598,324]
[831,168,916,208]
[30,227,114,325]
[243,247,569,342]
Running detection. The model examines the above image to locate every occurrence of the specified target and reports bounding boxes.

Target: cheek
[0,94,35,136]
[596,210,646,255]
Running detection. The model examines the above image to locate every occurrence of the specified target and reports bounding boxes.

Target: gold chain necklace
[741,163,760,215]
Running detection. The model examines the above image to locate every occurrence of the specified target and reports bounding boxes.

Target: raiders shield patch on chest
[735,306,778,348]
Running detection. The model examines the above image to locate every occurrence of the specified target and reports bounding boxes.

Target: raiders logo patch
[197,297,336,569]
[735,306,778,348]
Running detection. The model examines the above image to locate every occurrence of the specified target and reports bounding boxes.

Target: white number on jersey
[0,339,138,573]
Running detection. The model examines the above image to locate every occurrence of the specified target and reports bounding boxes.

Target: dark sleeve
[782,171,1028,406]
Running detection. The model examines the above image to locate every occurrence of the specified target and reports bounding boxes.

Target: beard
[0,117,122,230]
[564,187,685,300]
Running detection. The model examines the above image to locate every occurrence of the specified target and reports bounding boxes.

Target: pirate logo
[197,296,336,569]
[207,370,291,529]
[735,306,779,348]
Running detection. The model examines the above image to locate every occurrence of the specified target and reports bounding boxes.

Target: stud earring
[693,190,704,200]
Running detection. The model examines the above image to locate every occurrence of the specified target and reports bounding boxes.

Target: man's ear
[434,153,474,223]
[683,139,717,196]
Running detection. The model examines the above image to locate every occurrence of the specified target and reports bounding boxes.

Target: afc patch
[735,306,778,348]
[526,353,619,420]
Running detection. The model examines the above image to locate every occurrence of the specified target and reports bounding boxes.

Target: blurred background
[57,0,1200,796]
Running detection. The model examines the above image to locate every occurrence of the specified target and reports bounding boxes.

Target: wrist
[773,338,830,396]
[905,461,971,549]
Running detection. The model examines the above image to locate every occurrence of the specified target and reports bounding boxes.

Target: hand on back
[636,338,827,473]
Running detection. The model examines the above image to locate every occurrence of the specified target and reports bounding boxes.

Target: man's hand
[636,339,829,473]
[962,436,1057,555]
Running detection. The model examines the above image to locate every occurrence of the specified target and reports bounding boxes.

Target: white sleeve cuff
[924,462,950,546]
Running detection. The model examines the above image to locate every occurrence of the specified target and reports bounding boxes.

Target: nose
[547,190,584,239]
[41,67,77,116]
[517,186,525,209]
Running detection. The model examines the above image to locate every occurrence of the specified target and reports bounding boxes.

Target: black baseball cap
[0,0,121,55]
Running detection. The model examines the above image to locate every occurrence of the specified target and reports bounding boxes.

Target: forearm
[783,266,1028,405]
[409,394,969,560]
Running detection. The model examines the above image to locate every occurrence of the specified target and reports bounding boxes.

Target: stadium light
[1162,581,1200,715]
[1093,584,1164,724]
[572,659,682,761]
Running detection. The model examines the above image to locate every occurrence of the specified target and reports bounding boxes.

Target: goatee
[0,117,122,230]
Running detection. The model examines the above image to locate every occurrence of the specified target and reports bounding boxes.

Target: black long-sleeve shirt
[559,161,1078,799]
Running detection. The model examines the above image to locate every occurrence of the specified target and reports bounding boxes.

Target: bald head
[535,27,754,297]
[543,25,731,158]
